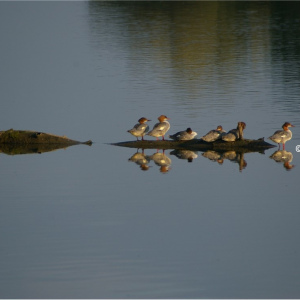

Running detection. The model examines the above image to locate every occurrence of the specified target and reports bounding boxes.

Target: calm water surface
[0,2,300,298]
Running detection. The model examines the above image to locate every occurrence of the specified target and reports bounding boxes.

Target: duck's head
[186,128,193,134]
[238,122,246,130]
[158,115,169,122]
[138,117,151,124]
[282,122,295,130]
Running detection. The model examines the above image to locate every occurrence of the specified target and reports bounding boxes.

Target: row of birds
[127,115,295,149]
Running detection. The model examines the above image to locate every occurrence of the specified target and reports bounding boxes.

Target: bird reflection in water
[170,149,198,162]
[149,151,172,173]
[128,148,280,173]
[128,150,151,171]
[202,150,224,164]
[202,150,247,172]
[221,151,247,172]
[270,150,294,171]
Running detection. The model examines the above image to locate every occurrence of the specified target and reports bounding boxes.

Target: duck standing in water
[169,127,197,141]
[222,122,246,142]
[268,122,295,150]
[201,125,226,142]
[127,117,151,141]
[147,115,170,140]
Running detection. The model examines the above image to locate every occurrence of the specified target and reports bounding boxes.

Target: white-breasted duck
[268,122,294,150]
[147,115,170,141]
[201,125,225,142]
[222,122,246,142]
[127,117,151,141]
[169,127,197,141]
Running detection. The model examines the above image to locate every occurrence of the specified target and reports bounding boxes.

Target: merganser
[169,127,197,141]
[222,122,246,142]
[127,117,151,141]
[201,125,226,142]
[147,115,170,140]
[268,122,295,150]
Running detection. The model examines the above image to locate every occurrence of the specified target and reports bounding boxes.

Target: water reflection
[127,148,254,173]
[202,150,224,164]
[128,150,151,171]
[88,1,300,114]
[170,149,198,163]
[149,151,172,173]
[0,143,80,156]
[270,150,294,171]
[223,151,247,172]
[202,150,247,172]
[128,150,172,173]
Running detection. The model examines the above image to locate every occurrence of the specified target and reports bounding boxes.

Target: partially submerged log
[112,137,275,152]
[0,129,92,155]
[0,129,92,145]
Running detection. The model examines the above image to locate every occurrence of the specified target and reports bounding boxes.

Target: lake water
[1,1,300,298]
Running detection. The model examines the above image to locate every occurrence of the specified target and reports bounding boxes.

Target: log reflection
[0,143,90,156]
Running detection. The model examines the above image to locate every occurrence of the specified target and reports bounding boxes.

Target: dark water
[0,1,300,298]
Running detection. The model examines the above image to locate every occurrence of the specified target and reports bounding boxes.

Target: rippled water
[0,1,300,298]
